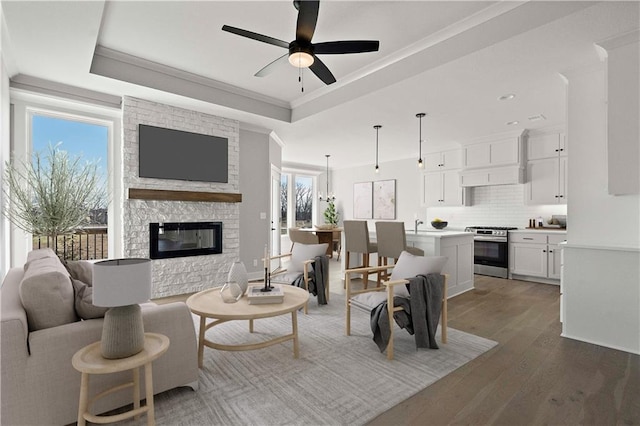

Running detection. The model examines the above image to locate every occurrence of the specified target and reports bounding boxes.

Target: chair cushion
[289,243,328,273]
[269,271,303,284]
[389,251,447,297]
[350,291,388,311]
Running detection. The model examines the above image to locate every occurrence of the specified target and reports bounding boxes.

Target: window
[30,114,109,259]
[294,175,313,228]
[280,170,318,232]
[280,174,288,235]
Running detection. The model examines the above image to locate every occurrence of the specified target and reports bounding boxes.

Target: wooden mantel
[128,188,242,203]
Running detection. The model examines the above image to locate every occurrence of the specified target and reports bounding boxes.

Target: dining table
[301,227,343,258]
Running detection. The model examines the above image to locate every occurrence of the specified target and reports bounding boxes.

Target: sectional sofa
[0,249,199,425]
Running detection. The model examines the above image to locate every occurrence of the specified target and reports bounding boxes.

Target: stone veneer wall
[122,97,240,298]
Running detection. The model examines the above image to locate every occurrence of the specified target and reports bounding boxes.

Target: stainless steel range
[465,226,518,278]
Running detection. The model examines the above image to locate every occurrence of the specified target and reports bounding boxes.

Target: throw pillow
[389,251,448,297]
[19,256,78,331]
[289,243,328,273]
[71,278,109,319]
[64,260,94,284]
[24,248,58,271]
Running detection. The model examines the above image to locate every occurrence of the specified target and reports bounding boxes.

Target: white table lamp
[93,258,152,359]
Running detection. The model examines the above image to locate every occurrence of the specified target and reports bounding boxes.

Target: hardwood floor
[367,275,640,426]
[154,267,639,425]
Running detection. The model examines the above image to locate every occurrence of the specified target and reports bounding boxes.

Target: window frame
[8,90,122,265]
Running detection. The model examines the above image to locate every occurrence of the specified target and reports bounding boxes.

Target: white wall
[0,6,10,278]
[239,128,270,275]
[562,51,640,354]
[333,157,567,230]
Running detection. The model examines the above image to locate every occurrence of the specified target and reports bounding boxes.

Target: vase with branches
[2,143,106,258]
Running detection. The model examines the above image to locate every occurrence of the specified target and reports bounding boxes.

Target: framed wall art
[373,179,396,220]
[353,181,373,219]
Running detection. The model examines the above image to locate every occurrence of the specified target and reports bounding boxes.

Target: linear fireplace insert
[149,222,222,259]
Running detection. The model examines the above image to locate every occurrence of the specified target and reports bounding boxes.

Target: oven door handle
[473,236,508,242]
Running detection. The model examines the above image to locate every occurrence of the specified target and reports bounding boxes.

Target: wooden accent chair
[375,221,424,284]
[267,243,329,314]
[345,251,448,360]
[343,220,378,289]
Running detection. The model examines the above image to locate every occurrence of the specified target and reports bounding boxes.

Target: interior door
[270,167,282,270]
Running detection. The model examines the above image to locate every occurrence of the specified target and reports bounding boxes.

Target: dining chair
[332,230,341,261]
[344,251,448,360]
[288,227,319,252]
[375,221,424,284]
[343,220,378,289]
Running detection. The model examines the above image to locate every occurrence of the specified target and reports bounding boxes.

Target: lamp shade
[93,258,152,307]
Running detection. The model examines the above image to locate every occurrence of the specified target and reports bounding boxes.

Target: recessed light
[498,94,516,101]
[528,114,547,122]
[506,120,519,126]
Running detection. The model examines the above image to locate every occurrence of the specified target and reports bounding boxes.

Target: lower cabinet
[509,232,566,284]
[409,234,474,297]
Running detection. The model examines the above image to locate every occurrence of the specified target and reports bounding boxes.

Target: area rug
[139,295,497,425]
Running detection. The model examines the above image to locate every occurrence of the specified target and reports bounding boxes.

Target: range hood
[459,166,524,187]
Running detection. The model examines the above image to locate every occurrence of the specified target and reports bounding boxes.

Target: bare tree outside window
[295,176,313,228]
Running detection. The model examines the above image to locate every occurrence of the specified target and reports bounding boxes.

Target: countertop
[407,229,472,238]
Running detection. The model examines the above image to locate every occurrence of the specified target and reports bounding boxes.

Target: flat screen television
[138,124,228,183]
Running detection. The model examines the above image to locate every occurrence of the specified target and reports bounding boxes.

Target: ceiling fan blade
[222,25,289,49]
[309,56,336,85]
[314,40,380,55]
[296,0,319,42]
[254,53,289,77]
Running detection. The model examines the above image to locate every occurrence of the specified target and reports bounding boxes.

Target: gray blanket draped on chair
[291,255,328,305]
[370,273,444,352]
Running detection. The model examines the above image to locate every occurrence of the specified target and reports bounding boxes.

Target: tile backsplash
[425,184,567,229]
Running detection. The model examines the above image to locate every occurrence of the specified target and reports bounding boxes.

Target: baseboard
[561,332,640,355]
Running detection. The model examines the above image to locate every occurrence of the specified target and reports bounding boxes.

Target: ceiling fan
[222,0,380,86]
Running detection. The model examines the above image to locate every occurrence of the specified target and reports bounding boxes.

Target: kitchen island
[406,230,474,298]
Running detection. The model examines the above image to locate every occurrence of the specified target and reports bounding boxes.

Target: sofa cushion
[19,255,78,331]
[71,278,108,320]
[64,260,94,285]
[389,251,448,297]
[24,248,58,271]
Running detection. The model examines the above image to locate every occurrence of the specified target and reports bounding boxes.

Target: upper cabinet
[459,132,525,187]
[424,149,462,171]
[527,132,567,160]
[525,130,568,205]
[462,136,521,169]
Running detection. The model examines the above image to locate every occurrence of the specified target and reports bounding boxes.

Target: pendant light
[374,125,382,173]
[318,154,335,202]
[416,113,426,168]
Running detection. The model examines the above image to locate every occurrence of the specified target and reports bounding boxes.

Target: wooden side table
[72,333,170,426]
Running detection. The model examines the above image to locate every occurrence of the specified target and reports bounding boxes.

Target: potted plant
[323,200,339,228]
[2,143,106,258]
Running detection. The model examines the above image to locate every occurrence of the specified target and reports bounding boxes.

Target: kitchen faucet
[414,219,424,234]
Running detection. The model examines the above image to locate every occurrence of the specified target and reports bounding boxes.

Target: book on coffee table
[247,284,284,304]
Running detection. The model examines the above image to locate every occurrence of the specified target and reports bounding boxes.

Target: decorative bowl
[431,221,448,230]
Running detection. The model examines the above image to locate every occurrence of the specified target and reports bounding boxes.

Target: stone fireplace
[122,97,240,298]
[149,221,223,259]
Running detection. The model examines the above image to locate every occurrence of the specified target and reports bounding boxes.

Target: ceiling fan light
[289,52,314,68]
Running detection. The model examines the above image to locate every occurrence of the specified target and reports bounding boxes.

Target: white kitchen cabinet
[526,131,567,205]
[407,232,474,298]
[509,232,566,283]
[421,170,469,207]
[526,155,567,204]
[527,132,567,160]
[463,137,521,169]
[424,149,462,171]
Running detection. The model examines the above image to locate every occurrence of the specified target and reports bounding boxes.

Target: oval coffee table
[187,284,309,367]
